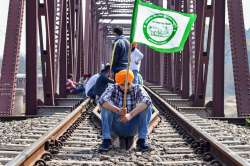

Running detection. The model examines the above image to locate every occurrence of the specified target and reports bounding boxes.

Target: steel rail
[148,105,161,134]
[6,98,90,166]
[144,86,250,166]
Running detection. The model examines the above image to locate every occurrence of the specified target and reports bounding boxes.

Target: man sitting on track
[66,74,85,95]
[93,63,114,100]
[98,69,152,152]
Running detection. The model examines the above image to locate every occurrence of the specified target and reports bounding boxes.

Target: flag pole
[122,42,132,115]
[110,42,118,78]
[120,0,137,115]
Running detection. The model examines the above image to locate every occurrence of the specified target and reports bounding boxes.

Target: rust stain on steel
[0,0,25,115]
[6,99,90,166]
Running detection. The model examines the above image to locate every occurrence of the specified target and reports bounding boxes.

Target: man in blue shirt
[111,27,130,76]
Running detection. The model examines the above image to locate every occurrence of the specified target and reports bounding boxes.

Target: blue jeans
[101,106,152,140]
[87,86,95,99]
[132,70,139,84]
[132,70,143,85]
[73,87,85,94]
[69,86,85,97]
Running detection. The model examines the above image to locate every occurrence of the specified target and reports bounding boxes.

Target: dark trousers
[87,86,95,99]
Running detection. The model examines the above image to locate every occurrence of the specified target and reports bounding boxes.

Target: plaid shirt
[99,84,152,112]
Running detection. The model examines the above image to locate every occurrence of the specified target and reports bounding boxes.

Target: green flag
[130,0,196,53]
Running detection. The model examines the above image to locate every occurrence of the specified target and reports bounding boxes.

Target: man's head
[131,42,138,51]
[132,42,138,48]
[101,63,111,77]
[104,63,111,71]
[115,70,134,91]
[67,74,73,79]
[101,63,111,75]
[83,73,91,79]
[113,27,123,36]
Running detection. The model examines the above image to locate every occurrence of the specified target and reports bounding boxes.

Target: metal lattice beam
[0,0,25,115]
[227,0,250,116]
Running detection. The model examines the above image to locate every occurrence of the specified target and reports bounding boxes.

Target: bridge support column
[181,0,191,99]
[227,0,250,116]
[0,0,25,115]
[38,0,55,105]
[59,0,67,97]
[26,0,37,115]
[213,0,225,117]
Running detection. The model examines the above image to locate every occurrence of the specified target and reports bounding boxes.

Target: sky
[0,0,250,55]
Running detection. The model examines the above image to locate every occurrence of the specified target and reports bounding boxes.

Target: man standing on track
[98,70,152,152]
[130,42,144,85]
[111,27,130,77]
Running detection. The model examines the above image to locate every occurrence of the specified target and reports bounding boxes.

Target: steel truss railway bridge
[0,0,249,117]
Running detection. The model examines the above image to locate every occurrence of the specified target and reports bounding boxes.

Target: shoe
[99,139,111,152]
[136,139,151,152]
[125,136,134,150]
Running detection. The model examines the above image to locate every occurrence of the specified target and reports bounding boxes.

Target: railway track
[145,84,250,166]
[9,104,211,166]
[2,84,250,166]
[5,96,213,165]
[0,98,86,166]
[44,106,211,166]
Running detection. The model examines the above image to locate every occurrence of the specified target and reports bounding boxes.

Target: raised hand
[120,113,132,123]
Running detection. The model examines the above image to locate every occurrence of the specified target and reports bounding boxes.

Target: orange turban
[115,70,134,85]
